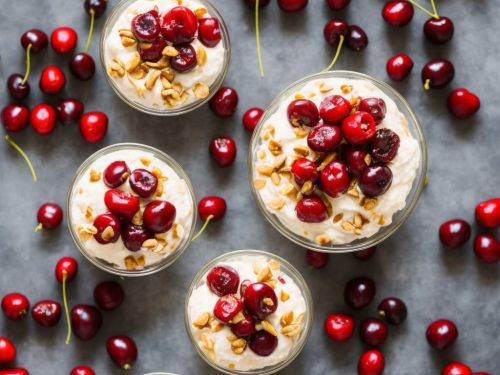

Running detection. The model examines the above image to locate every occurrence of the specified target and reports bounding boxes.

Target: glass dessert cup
[99,0,231,116]
[184,250,313,375]
[67,143,197,277]
[248,70,427,253]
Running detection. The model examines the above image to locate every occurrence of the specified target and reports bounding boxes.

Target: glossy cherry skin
[55,257,78,283]
[343,146,370,176]
[244,282,278,320]
[323,19,349,47]
[39,66,66,94]
[320,161,350,198]
[439,219,471,248]
[94,281,124,311]
[143,200,176,233]
[79,112,108,143]
[278,0,308,12]
[104,189,140,221]
[207,265,240,296]
[121,224,153,252]
[7,74,30,100]
[447,89,480,119]
[306,250,329,268]
[295,196,329,223]
[214,294,243,323]
[107,336,138,370]
[1,293,29,321]
[1,104,30,132]
[249,330,278,356]
[93,213,121,244]
[291,158,319,185]
[69,53,96,81]
[326,0,350,10]
[131,11,160,42]
[198,196,227,221]
[57,98,84,125]
[441,362,472,375]
[104,161,130,188]
[37,202,63,229]
[137,37,167,62]
[51,27,78,54]
[21,29,48,52]
[386,53,414,81]
[84,0,107,19]
[307,123,342,152]
[426,319,458,351]
[344,277,376,309]
[353,246,377,261]
[341,111,376,145]
[424,17,454,44]
[346,25,368,51]
[382,1,414,27]
[358,349,384,375]
[231,311,256,337]
[359,98,386,125]
[70,366,96,375]
[320,94,351,123]
[244,0,271,8]
[161,6,198,45]
[198,18,222,47]
[473,234,500,263]
[0,368,30,375]
[242,107,264,132]
[475,198,500,228]
[209,87,239,118]
[324,313,354,342]
[359,164,393,198]
[31,103,57,135]
[377,297,407,325]
[0,337,16,366]
[31,300,62,327]
[371,128,400,162]
[170,44,197,73]
[209,136,237,166]
[129,168,158,197]
[71,304,103,340]
[288,99,320,127]
[359,318,388,347]
[422,59,455,89]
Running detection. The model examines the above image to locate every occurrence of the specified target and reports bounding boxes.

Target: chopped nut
[200,333,214,351]
[162,46,179,57]
[231,311,245,324]
[89,169,101,182]
[256,165,274,177]
[268,139,282,153]
[84,206,93,222]
[293,127,309,138]
[364,153,372,166]
[300,180,314,195]
[258,149,267,159]
[101,226,115,241]
[209,320,223,332]
[226,335,238,342]
[124,256,138,271]
[363,198,378,211]
[145,69,161,90]
[281,323,302,337]
[265,279,278,289]
[294,93,304,100]
[254,179,266,190]
[319,81,334,93]
[347,183,360,198]
[228,363,236,369]
[378,215,385,225]
[317,152,337,171]
[145,56,170,69]
[194,7,207,18]
[341,84,352,94]
[333,213,344,223]
[261,320,278,336]
[193,82,209,99]
[279,183,296,196]
[126,51,141,73]
[293,145,310,157]
[270,172,281,186]
[257,266,273,283]
[142,238,158,249]
[263,297,274,306]
[132,210,143,225]
[193,312,211,328]
[268,198,285,210]
[342,221,356,232]
[140,157,152,166]
[118,28,134,38]
[197,46,207,66]
[172,224,180,240]
[268,259,280,270]
[129,65,148,80]
[121,36,136,47]
[161,67,175,82]
[315,234,331,245]
[280,310,294,327]
[353,214,363,228]
[280,289,290,302]
[127,76,144,97]
[231,338,246,354]
[274,154,287,169]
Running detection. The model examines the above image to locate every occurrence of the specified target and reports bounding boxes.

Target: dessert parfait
[68,143,196,276]
[250,71,426,252]
[185,250,312,374]
[101,0,230,115]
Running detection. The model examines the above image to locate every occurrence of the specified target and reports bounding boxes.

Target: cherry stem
[255,0,265,78]
[35,223,43,232]
[430,0,438,17]
[323,35,344,72]
[62,271,72,345]
[84,8,95,53]
[5,135,37,182]
[191,215,214,242]
[407,0,439,19]
[424,79,431,90]
[22,44,32,84]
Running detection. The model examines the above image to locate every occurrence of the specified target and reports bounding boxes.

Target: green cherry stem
[62,271,72,345]
[323,35,344,72]
[21,44,32,84]
[5,135,37,182]
[424,78,431,90]
[191,215,214,242]
[84,8,95,53]
[407,0,439,19]
[430,0,438,17]
[255,0,265,78]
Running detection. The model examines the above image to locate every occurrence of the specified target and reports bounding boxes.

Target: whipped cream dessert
[70,148,194,271]
[252,77,421,246]
[187,254,307,372]
[104,0,226,110]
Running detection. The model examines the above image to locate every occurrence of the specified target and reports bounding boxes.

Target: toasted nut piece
[161,67,175,82]
[126,51,141,73]
[209,320,223,332]
[142,238,158,249]
[364,153,372,166]
[270,172,281,186]
[228,363,236,369]
[265,279,278,289]
[129,65,148,80]
[194,7,207,18]
[254,179,266,190]
[315,234,331,245]
[293,127,308,138]
[281,323,302,337]
[200,333,214,351]
[279,183,296,196]
[231,338,247,354]
[257,266,273,283]
[353,214,363,228]
[89,169,101,182]
[193,82,209,99]
[341,221,356,232]
[363,198,378,211]
[145,56,170,69]
[263,297,274,306]
[268,259,280,270]
[280,289,290,302]
[193,312,211,328]
[101,226,115,241]
[258,149,267,159]
[341,84,352,94]
[121,36,136,47]
[145,70,161,90]
[136,256,145,268]
[317,153,337,172]
[231,311,245,324]
[294,93,304,100]
[293,145,310,157]
[268,198,285,211]
[261,320,278,336]
[274,154,287,169]
[197,46,207,66]
[378,215,385,225]
[256,165,274,176]
[255,322,263,331]
[300,180,314,195]
[124,256,138,271]
[118,28,134,38]
[140,157,152,166]
[226,335,238,342]
[84,206,93,222]
[162,46,179,57]
[347,186,359,198]
[268,139,282,153]
[82,224,98,235]
[319,81,334,93]
[280,311,294,327]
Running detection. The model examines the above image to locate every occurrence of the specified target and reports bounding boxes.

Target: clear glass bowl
[99,0,231,116]
[184,249,313,375]
[67,143,197,277]
[248,70,428,253]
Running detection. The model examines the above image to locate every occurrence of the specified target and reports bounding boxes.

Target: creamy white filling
[104,0,225,109]
[254,78,421,245]
[70,149,194,270]
[187,255,307,371]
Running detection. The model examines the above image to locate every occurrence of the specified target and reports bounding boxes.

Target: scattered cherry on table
[439,219,471,248]
[21,29,48,52]
[209,136,237,167]
[382,1,414,27]
[426,319,458,351]
[0,337,16,366]
[386,53,414,81]
[353,246,377,261]
[346,25,368,51]
[1,293,30,321]
[193,196,227,240]
[55,256,78,344]
[70,366,96,375]
[421,59,455,89]
[324,313,355,342]
[323,19,349,48]
[377,297,407,325]
[424,16,454,44]
[7,74,30,100]
[475,198,500,228]
[107,335,138,370]
[344,277,376,309]
[325,0,350,11]
[51,27,78,54]
[71,304,103,340]
[447,89,480,119]
[39,66,66,94]
[306,250,329,268]
[30,103,57,135]
[94,281,124,311]
[242,107,264,132]
[441,362,472,375]
[57,98,84,125]
[473,234,500,263]
[31,300,62,327]
[209,87,239,118]
[358,349,385,375]
[84,0,107,19]
[79,111,108,143]
[359,318,388,347]
[36,202,63,230]
[1,104,30,133]
[70,53,96,81]
[278,0,308,12]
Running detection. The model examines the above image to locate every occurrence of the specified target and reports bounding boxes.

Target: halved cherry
[137,37,167,62]
[243,282,277,320]
[131,10,160,42]
[319,94,352,123]
[121,223,152,252]
[358,98,386,125]
[129,168,158,197]
[143,200,176,233]
[207,265,240,296]
[161,6,198,45]
[320,161,350,198]
[103,161,130,188]
[213,294,243,323]
[170,44,197,73]
[291,158,319,185]
[307,123,342,152]
[93,213,121,244]
[198,18,222,47]
[370,128,400,162]
[104,189,140,221]
[341,111,376,145]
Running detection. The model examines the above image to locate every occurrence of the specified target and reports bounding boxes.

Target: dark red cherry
[129,169,158,197]
[69,53,96,81]
[326,0,350,10]
[422,59,455,89]
[324,313,355,342]
[353,246,377,261]
[377,297,407,325]
[37,202,63,229]
[426,319,458,351]
[346,25,368,51]
[31,300,62,327]
[382,1,414,27]
[343,146,371,176]
[344,277,376,309]
[209,87,239,118]
[1,104,30,132]
[51,27,78,54]
[1,293,29,321]
[291,158,319,185]
[249,330,278,356]
[242,107,264,132]
[207,265,240,297]
[71,304,103,340]
[244,0,271,8]
[107,335,138,370]
[359,318,388,347]
[198,18,222,47]
[94,281,124,311]
[439,219,471,248]
[143,200,176,233]
[359,164,393,198]
[137,37,167,62]
[57,98,84,125]
[30,103,57,135]
[213,294,243,323]
[323,19,349,47]
[104,189,140,221]
[295,196,329,223]
[231,311,256,337]
[287,99,320,127]
[358,349,385,375]
[359,98,386,125]
[170,44,197,73]
[93,213,121,244]
[441,362,472,375]
[84,0,107,19]
[0,337,16,366]
[307,123,342,152]
[370,128,400,162]
[386,53,414,81]
[79,112,108,143]
[161,6,198,45]
[39,66,65,94]
[244,283,278,320]
[131,11,160,42]
[7,74,30,100]
[424,17,454,44]
[104,161,130,188]
[306,250,329,268]
[320,161,350,198]
[447,88,480,119]
[209,136,237,166]
[70,366,96,375]
[473,233,500,263]
[198,196,227,221]
[21,29,48,52]
[320,94,351,123]
[341,111,376,145]
[121,224,152,252]
[278,0,308,12]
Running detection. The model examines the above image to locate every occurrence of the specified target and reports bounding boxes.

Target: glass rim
[66,142,197,277]
[99,0,231,117]
[184,249,314,375]
[247,70,428,253]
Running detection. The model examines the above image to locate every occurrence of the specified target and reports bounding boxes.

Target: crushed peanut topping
[89,169,101,182]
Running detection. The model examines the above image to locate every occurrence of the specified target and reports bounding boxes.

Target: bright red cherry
[70,366,96,375]
[30,103,57,135]
[79,112,108,143]
[214,294,243,323]
[143,200,176,233]
[424,17,454,44]
[475,198,500,228]
[55,258,77,343]
[377,297,407,325]
[103,161,130,188]
[426,319,458,351]
[231,310,256,337]
[344,277,376,309]
[447,89,480,119]
[71,304,103,340]
[441,362,472,375]
[209,87,239,118]
[278,0,308,12]
[198,196,227,221]
[1,293,29,321]
[1,104,30,132]
[473,234,500,263]
[382,1,414,27]
[326,0,350,10]
[319,94,351,123]
[36,202,63,230]
[291,158,319,185]
[288,99,320,127]
[161,6,197,44]
[84,0,107,19]
[129,169,158,197]
[242,107,264,132]
[93,213,121,244]
[0,369,29,375]
[324,313,354,342]
[422,59,455,89]
[306,250,329,268]
[359,318,388,347]
[39,66,66,94]
[31,300,62,327]
[207,265,240,296]
[371,128,400,162]
[358,349,384,375]
[21,29,48,52]
[57,98,84,125]
[359,98,387,125]
[170,44,197,73]
[359,164,393,198]
[346,25,368,51]
[307,123,342,152]
[353,246,377,261]
[198,18,222,47]
[104,189,140,221]
[386,53,414,81]
[0,337,16,366]
[439,219,471,248]
[94,281,124,311]
[107,336,138,370]
[121,224,152,252]
[341,111,376,145]
[244,282,278,320]
[51,27,78,54]
[295,196,328,223]
[69,53,96,81]
[249,330,278,356]
[320,161,350,198]
[131,10,160,42]
[323,19,349,47]
[209,136,237,166]
[7,74,30,100]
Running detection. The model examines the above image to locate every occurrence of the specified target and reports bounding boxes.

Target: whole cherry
[306,250,329,268]
[382,1,414,27]
[307,123,342,152]
[121,224,152,252]
[207,265,240,296]
[359,318,388,347]
[447,89,480,119]
[0,337,16,366]
[84,0,108,19]
[295,196,329,223]
[346,25,368,51]
[209,87,239,118]
[107,335,138,370]
[1,293,30,321]
[104,161,130,188]
[7,74,30,100]
[278,0,308,12]
[51,27,78,54]
[249,330,278,356]
[358,164,393,198]
[320,161,350,198]
[473,234,500,263]
[386,53,414,81]
[39,66,66,94]
[324,313,355,342]
[353,246,377,261]
[244,282,278,320]
[439,219,471,248]
[21,29,49,52]
[441,362,472,375]
[193,196,227,241]
[36,202,63,230]
[341,111,376,145]
[30,103,57,135]
[104,189,140,221]
[71,304,103,340]
[94,281,124,311]
[426,319,458,351]
[93,213,121,244]
[288,99,320,127]
[344,277,376,309]
[291,158,319,185]
[422,59,455,89]
[231,311,256,337]
[70,366,96,375]
[31,300,62,327]
[161,6,198,44]
[358,349,385,375]
[424,17,454,44]
[213,294,243,323]
[323,19,349,47]
[79,112,108,143]
[326,0,350,10]
[359,98,387,125]
[69,53,96,81]
[55,256,78,344]
[242,107,264,132]
[0,368,29,375]
[319,94,351,123]
[1,104,30,132]
[475,198,500,228]
[209,136,237,166]
[57,98,84,125]
[143,200,176,233]
[198,18,222,47]
[377,297,407,325]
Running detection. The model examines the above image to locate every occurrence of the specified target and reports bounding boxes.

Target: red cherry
[359,318,388,347]
[306,250,329,268]
[343,146,370,176]
[198,196,226,221]
[295,196,328,223]
[386,53,414,81]
[170,44,197,73]
[69,53,96,81]
[447,88,480,119]
[441,362,472,375]
[21,29,49,52]
[326,0,351,11]
[319,95,351,123]
[39,66,66,94]
[324,313,355,342]
[231,310,256,337]
[473,234,500,263]
[382,1,414,27]
[213,294,243,323]
[371,128,400,162]
[0,369,29,375]
[51,27,78,54]
[323,19,349,47]
[291,158,319,185]
[121,223,153,252]
[358,349,384,375]
[137,36,167,62]
[341,111,376,145]
[207,265,240,296]
[249,330,278,356]
[31,300,62,327]
[1,293,30,321]
[131,10,160,42]
[439,219,471,248]
[70,366,96,375]
[71,304,103,340]
[1,104,30,132]
[346,25,369,51]
[104,189,140,221]
[209,136,237,166]
[278,0,308,12]
[244,282,278,320]
[422,59,455,89]
[198,18,222,47]
[344,277,376,309]
[93,213,121,244]
[377,297,407,325]
[79,112,108,143]
[55,257,78,283]
[104,161,130,188]
[353,246,377,261]
[143,200,176,233]
[209,87,239,118]
[358,164,393,198]
[426,319,458,351]
[424,17,454,44]
[0,337,16,366]
[129,168,158,197]
[320,161,350,198]
[358,98,386,125]
[94,281,124,311]
[242,107,264,132]
[57,98,84,125]
[84,0,107,19]
[36,202,63,230]
[30,103,57,135]
[307,123,342,152]
[7,74,30,100]
[107,336,138,370]
[161,6,198,44]
[475,198,500,228]
[287,99,320,127]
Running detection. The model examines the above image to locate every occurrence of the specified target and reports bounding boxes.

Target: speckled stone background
[0,0,499,374]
